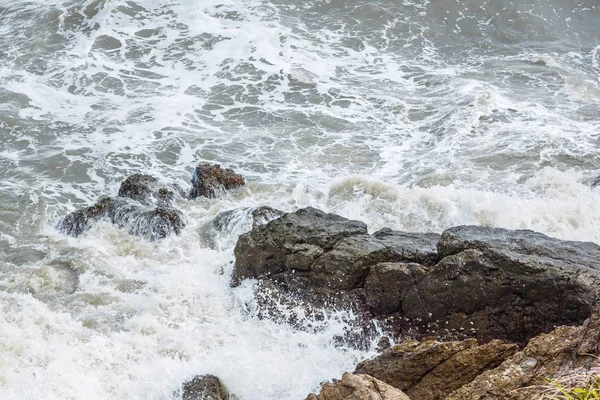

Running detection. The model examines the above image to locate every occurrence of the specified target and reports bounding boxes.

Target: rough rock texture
[305,373,410,400]
[57,174,186,241]
[117,173,181,206]
[189,164,245,199]
[232,209,600,343]
[446,306,600,400]
[355,338,517,400]
[403,226,600,342]
[232,207,439,291]
[180,375,231,400]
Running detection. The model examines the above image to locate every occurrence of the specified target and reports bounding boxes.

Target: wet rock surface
[305,372,410,400]
[200,206,285,250]
[189,163,245,199]
[233,208,600,344]
[57,174,186,241]
[57,164,246,240]
[56,196,185,241]
[180,375,231,400]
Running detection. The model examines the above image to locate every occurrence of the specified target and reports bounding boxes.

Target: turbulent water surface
[0,0,599,398]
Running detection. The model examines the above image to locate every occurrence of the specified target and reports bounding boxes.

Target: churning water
[0,0,599,398]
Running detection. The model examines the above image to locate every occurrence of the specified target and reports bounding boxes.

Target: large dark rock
[396,226,600,342]
[231,207,442,347]
[232,207,439,290]
[355,338,518,400]
[56,174,186,241]
[232,209,600,344]
[180,375,231,400]
[189,164,245,199]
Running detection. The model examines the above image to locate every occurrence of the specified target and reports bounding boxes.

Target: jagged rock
[355,338,518,400]
[437,225,600,277]
[180,375,231,400]
[372,228,440,266]
[57,197,185,241]
[189,164,245,199]
[305,372,411,400]
[446,306,600,400]
[232,207,367,286]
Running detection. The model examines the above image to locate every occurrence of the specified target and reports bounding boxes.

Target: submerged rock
[56,197,116,237]
[211,206,284,234]
[305,372,410,400]
[189,164,245,199]
[200,206,284,250]
[57,174,186,241]
[232,207,600,343]
[180,375,231,400]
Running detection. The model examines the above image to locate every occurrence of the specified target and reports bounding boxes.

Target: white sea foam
[0,0,599,398]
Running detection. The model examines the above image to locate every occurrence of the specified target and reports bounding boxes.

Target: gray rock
[232,207,368,286]
[374,228,440,266]
[56,174,186,241]
[438,225,600,277]
[232,210,600,344]
[365,262,428,316]
[57,197,185,242]
[400,247,598,342]
[232,208,440,289]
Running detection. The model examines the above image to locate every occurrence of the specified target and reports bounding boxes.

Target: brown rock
[306,372,411,400]
[446,306,600,400]
[355,338,518,400]
[189,164,245,199]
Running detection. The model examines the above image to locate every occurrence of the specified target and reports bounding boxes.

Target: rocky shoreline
[56,165,600,400]
[228,206,600,400]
